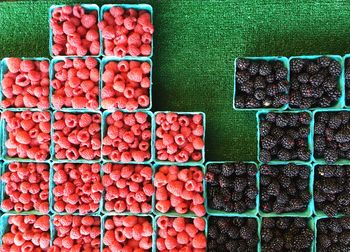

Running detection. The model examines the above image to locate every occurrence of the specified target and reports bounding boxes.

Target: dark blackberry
[297,72,310,84]
[309,73,325,87]
[254,89,266,100]
[277,80,289,92]
[236,58,250,70]
[317,56,331,67]
[248,61,259,75]
[324,148,338,164]
[221,163,235,177]
[329,60,342,77]
[283,164,299,177]
[319,95,333,107]
[272,93,288,107]
[235,95,246,108]
[270,127,284,140]
[275,114,289,127]
[299,112,311,125]
[314,121,326,134]
[225,241,237,252]
[246,187,258,200]
[298,126,309,138]
[297,147,310,161]
[275,67,288,80]
[233,178,247,192]
[259,149,271,163]
[218,175,232,188]
[245,97,261,108]
[205,171,216,184]
[339,111,350,124]
[208,225,219,238]
[207,163,221,174]
[233,162,247,175]
[266,84,279,97]
[277,149,291,161]
[323,76,338,91]
[290,58,305,73]
[259,62,272,76]
[334,129,350,143]
[239,80,254,93]
[306,61,320,74]
[299,97,314,109]
[265,112,276,122]
[261,135,278,150]
[266,74,275,84]
[253,76,266,89]
[300,84,313,97]
[236,71,250,84]
[280,135,294,149]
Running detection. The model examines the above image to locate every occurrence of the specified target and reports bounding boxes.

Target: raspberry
[192,233,206,249]
[156,200,171,213]
[166,181,184,197]
[164,236,177,250]
[173,217,186,232]
[33,215,50,231]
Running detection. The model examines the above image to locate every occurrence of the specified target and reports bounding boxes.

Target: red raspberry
[192,233,207,249]
[193,218,206,232]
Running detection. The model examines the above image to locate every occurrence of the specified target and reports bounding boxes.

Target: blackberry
[236,71,250,84]
[306,61,320,74]
[290,58,305,73]
[324,148,338,164]
[207,163,221,174]
[259,149,271,163]
[233,178,247,192]
[275,67,288,80]
[299,112,311,125]
[309,73,324,87]
[235,95,246,108]
[239,80,254,93]
[275,114,289,127]
[280,135,294,149]
[334,129,350,143]
[317,56,331,67]
[259,62,272,76]
[245,97,261,108]
[248,61,259,75]
[297,147,310,161]
[329,60,342,77]
[236,58,250,70]
[277,149,291,161]
[266,74,275,83]
[254,89,265,100]
[272,94,288,107]
[221,163,235,177]
[300,84,313,97]
[253,76,266,89]
[261,135,278,150]
[297,72,310,83]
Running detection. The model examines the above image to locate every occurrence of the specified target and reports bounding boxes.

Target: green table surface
[1,0,350,162]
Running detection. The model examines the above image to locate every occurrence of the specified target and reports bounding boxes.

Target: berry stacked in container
[230,54,350,252]
[0,3,210,251]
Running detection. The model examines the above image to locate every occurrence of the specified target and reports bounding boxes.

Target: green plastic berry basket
[101,110,154,164]
[0,213,52,247]
[288,55,345,110]
[100,57,153,112]
[48,4,101,58]
[256,110,313,165]
[2,108,53,162]
[258,163,314,218]
[343,54,350,108]
[313,163,350,217]
[312,109,350,164]
[49,162,103,215]
[51,110,102,163]
[153,164,206,218]
[153,111,206,165]
[100,161,155,215]
[155,215,207,252]
[49,57,102,112]
[314,215,347,252]
[0,57,50,110]
[207,215,260,252]
[50,213,101,248]
[233,56,289,111]
[0,161,51,215]
[101,213,155,252]
[204,161,259,217]
[260,216,316,252]
[100,4,154,58]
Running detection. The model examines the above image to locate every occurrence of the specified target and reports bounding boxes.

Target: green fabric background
[1,0,350,162]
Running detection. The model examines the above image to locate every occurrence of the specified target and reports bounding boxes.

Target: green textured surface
[1,0,350,162]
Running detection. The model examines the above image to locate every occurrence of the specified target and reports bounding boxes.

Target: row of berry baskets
[0,161,346,218]
[233,54,350,110]
[49,4,154,58]
[3,213,339,252]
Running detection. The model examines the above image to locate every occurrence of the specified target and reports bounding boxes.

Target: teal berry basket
[312,109,350,164]
[0,57,50,110]
[100,4,154,58]
[100,162,155,215]
[257,110,313,164]
[153,164,205,218]
[233,56,289,111]
[101,110,154,164]
[288,55,345,110]
[153,111,206,165]
[51,110,102,163]
[2,108,53,162]
[344,54,350,107]
[1,161,51,215]
[313,163,349,217]
[207,215,260,251]
[101,213,155,252]
[314,215,348,252]
[100,57,153,111]
[48,4,101,58]
[49,57,102,112]
[49,162,103,215]
[155,215,207,252]
[204,161,259,217]
[259,163,314,218]
[51,213,101,248]
[260,216,316,252]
